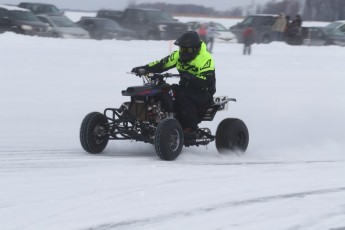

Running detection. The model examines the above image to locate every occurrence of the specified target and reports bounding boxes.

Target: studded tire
[215,118,249,153]
[154,118,184,161]
[80,112,109,154]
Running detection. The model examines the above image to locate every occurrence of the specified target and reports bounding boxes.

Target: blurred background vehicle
[320,27,345,46]
[187,21,236,43]
[0,4,51,36]
[76,17,138,40]
[18,2,64,16]
[37,15,89,39]
[229,14,278,44]
[285,26,345,46]
[325,20,345,33]
[97,8,188,40]
[329,31,345,46]
[303,27,333,46]
[285,26,332,46]
[322,20,345,46]
[96,9,122,20]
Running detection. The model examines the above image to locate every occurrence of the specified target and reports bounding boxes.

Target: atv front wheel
[215,118,249,153]
[154,118,184,161]
[80,112,109,154]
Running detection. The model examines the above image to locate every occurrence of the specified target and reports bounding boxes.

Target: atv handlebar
[130,72,180,85]
[131,71,180,78]
[147,72,180,79]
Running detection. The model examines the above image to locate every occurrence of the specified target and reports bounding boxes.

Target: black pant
[243,44,251,55]
[243,38,253,55]
[173,86,212,130]
[208,37,215,52]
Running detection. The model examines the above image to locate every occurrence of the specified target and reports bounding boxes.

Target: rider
[131,31,216,136]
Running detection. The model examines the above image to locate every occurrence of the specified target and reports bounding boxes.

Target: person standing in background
[197,23,208,43]
[272,13,287,41]
[243,25,255,55]
[291,14,303,28]
[206,21,219,53]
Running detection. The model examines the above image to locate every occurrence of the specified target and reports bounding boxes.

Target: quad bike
[79,72,249,161]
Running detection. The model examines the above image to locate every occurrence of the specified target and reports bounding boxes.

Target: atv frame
[80,72,249,160]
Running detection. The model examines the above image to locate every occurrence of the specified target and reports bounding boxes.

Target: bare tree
[129,0,345,20]
[303,0,345,21]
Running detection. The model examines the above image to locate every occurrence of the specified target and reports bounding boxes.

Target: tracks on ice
[86,187,345,230]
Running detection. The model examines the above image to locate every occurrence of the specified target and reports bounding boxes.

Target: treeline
[303,0,345,21]
[130,0,345,21]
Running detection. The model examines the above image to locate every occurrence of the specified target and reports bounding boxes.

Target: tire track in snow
[1,148,345,172]
[180,160,345,166]
[0,148,110,172]
[86,187,345,230]
[2,149,345,166]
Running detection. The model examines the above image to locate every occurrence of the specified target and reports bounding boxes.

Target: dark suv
[97,8,188,40]
[97,10,123,20]
[0,4,51,36]
[76,17,138,40]
[230,14,278,44]
[18,2,63,16]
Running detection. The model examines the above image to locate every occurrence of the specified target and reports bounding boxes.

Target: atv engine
[128,98,164,123]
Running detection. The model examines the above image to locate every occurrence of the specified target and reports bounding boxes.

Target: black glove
[170,84,180,92]
[161,83,170,90]
[131,66,147,75]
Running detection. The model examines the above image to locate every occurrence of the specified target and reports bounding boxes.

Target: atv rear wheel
[215,118,249,153]
[80,112,109,154]
[154,118,184,161]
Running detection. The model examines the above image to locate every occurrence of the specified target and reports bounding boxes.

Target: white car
[323,20,345,46]
[37,15,90,39]
[186,21,236,43]
[325,20,345,32]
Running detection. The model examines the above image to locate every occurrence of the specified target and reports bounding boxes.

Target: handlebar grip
[130,72,180,78]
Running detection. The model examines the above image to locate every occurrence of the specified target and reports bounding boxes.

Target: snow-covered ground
[0,12,345,230]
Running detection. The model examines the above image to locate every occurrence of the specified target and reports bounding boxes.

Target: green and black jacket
[143,42,216,95]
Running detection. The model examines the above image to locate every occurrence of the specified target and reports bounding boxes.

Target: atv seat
[198,97,236,121]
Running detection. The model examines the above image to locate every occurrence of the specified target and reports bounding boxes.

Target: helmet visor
[179,46,200,62]
[179,47,198,54]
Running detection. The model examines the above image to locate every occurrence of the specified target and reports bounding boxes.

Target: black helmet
[174,31,202,62]
[174,31,201,48]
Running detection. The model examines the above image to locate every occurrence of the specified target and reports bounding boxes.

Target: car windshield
[96,19,121,29]
[326,22,342,29]
[187,22,200,30]
[12,10,40,21]
[32,5,60,14]
[320,27,332,35]
[241,16,253,26]
[146,11,175,22]
[50,17,75,27]
[214,23,227,31]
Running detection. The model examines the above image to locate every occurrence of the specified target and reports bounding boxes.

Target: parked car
[326,29,345,46]
[303,27,333,46]
[76,17,138,40]
[0,4,51,36]
[96,9,122,19]
[186,21,236,43]
[325,20,345,33]
[285,26,333,46]
[18,2,63,16]
[323,20,345,46]
[229,14,278,44]
[37,15,89,39]
[96,8,188,40]
[285,26,345,47]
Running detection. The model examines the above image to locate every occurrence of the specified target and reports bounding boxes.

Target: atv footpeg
[184,128,214,147]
